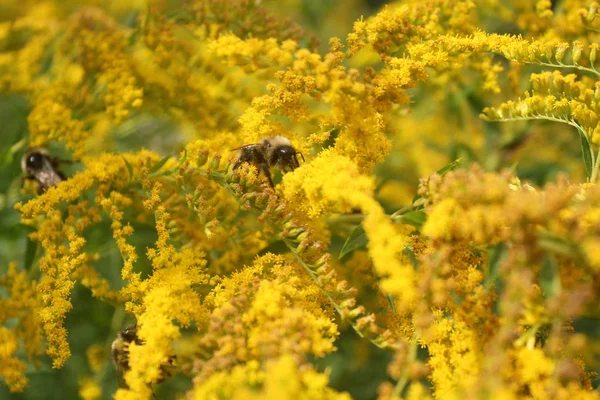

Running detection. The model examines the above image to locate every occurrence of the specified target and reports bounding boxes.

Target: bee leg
[232,159,243,171]
[21,175,35,187]
[259,163,274,187]
[21,175,43,194]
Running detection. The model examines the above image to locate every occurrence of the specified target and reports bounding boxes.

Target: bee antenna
[296,152,305,162]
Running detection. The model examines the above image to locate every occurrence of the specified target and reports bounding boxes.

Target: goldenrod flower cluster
[1,0,600,399]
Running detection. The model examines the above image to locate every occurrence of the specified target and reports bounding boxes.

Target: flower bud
[544,45,553,61]
[296,238,310,255]
[590,44,598,66]
[317,271,335,286]
[196,150,208,167]
[555,44,568,63]
[285,228,302,238]
[209,154,221,170]
[255,194,268,208]
[572,41,583,65]
[588,3,598,22]
[228,169,239,183]
[314,254,329,267]
[347,306,366,320]
[339,298,356,310]
[296,230,310,242]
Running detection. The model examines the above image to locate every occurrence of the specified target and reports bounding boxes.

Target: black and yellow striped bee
[232,136,304,187]
[111,325,177,390]
[21,148,67,194]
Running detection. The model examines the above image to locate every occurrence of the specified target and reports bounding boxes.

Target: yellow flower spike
[572,41,584,65]
[514,347,555,398]
[78,378,102,400]
[0,327,28,392]
[422,198,461,240]
[280,150,416,305]
[120,263,207,397]
[195,254,339,382]
[193,355,350,400]
[422,316,482,398]
[85,344,106,374]
[13,151,166,368]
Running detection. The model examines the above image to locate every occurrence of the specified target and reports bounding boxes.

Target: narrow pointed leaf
[540,254,561,298]
[339,225,368,258]
[484,242,507,290]
[436,158,463,176]
[148,154,172,175]
[577,127,594,180]
[395,210,427,228]
[122,157,134,181]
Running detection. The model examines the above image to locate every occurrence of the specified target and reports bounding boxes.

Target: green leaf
[148,154,172,175]
[391,198,427,221]
[385,294,396,313]
[395,210,427,228]
[436,158,463,176]
[339,225,368,259]
[540,254,561,298]
[450,290,463,305]
[538,231,578,258]
[402,247,419,268]
[178,148,188,166]
[122,157,134,181]
[450,142,478,164]
[577,127,594,180]
[484,242,507,291]
[410,159,462,204]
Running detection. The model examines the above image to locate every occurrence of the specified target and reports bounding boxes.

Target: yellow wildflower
[193,355,351,400]
[0,327,28,392]
[281,150,415,304]
[79,378,102,400]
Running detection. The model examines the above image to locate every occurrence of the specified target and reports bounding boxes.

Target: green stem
[392,331,420,398]
[391,198,427,220]
[283,238,393,350]
[10,138,27,154]
[282,238,342,315]
[514,324,540,349]
[591,149,600,183]
[327,213,365,225]
[521,60,600,77]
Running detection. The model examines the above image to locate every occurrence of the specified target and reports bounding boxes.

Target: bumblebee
[20,148,67,194]
[111,325,177,389]
[232,136,304,187]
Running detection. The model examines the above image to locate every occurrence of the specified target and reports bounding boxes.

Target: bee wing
[35,159,66,189]
[230,143,260,151]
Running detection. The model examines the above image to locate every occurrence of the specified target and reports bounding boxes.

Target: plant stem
[392,331,420,398]
[591,149,600,183]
